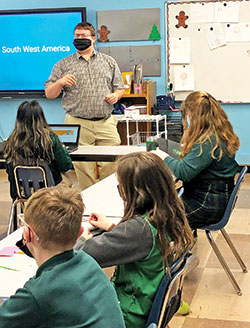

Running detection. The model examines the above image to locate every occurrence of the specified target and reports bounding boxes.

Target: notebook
[49,124,80,153]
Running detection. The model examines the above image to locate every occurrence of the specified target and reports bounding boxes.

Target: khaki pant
[65,114,120,190]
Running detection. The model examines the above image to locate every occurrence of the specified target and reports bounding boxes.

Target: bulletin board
[97,8,160,41]
[166,0,250,102]
[98,45,161,76]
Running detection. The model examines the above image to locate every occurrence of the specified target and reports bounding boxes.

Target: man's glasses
[74,33,92,39]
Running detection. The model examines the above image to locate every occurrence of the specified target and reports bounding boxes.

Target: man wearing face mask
[45,22,124,190]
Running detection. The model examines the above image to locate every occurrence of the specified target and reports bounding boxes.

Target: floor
[0,169,250,327]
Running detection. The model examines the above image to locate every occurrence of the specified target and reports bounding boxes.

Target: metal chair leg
[220,228,247,273]
[7,199,26,235]
[205,230,242,296]
[7,202,16,235]
[7,201,18,236]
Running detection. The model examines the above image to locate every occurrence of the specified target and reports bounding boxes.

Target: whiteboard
[166,1,250,102]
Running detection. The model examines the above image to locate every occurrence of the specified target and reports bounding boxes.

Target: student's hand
[89,212,112,231]
[58,74,76,87]
[82,226,93,240]
[151,148,169,161]
[105,93,119,104]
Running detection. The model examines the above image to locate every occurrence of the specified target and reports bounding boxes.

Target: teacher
[45,22,124,190]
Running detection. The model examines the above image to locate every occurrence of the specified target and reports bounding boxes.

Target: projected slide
[0,10,84,93]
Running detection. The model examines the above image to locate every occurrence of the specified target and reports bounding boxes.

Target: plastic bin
[131,131,165,146]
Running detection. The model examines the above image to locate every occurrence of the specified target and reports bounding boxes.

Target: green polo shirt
[0,250,125,328]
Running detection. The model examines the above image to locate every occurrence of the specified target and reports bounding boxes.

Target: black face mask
[16,238,34,258]
[73,38,91,51]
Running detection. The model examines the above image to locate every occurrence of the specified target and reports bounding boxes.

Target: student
[4,100,73,198]
[75,152,193,328]
[45,22,124,190]
[0,187,125,328]
[152,90,240,229]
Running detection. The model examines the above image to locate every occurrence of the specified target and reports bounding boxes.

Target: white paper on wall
[214,2,240,23]
[169,37,191,64]
[191,3,214,23]
[205,23,226,50]
[225,23,250,42]
[174,65,195,91]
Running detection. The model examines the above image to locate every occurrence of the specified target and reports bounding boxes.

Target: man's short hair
[74,22,96,36]
[24,187,84,249]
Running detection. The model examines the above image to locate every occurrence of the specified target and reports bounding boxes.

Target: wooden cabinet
[117,81,157,145]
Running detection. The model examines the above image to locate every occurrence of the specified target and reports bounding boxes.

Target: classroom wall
[0,0,249,163]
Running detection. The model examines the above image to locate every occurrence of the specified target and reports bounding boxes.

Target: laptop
[49,124,80,153]
[157,138,181,160]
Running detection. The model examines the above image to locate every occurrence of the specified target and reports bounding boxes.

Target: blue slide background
[0,12,82,91]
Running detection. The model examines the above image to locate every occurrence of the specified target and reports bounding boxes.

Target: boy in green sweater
[0,187,125,328]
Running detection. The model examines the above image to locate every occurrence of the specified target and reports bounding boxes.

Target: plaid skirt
[182,178,234,229]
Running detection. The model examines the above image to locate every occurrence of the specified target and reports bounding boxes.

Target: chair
[147,252,188,328]
[199,166,248,295]
[7,162,55,235]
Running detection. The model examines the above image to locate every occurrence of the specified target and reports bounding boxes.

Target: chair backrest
[201,166,247,231]
[147,252,188,328]
[14,162,55,199]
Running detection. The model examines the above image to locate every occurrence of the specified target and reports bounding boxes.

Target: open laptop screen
[49,124,80,147]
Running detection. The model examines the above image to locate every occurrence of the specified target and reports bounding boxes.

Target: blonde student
[75,152,193,328]
[152,90,240,229]
[0,187,125,328]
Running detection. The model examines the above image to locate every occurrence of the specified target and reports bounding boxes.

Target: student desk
[81,173,123,218]
[70,145,145,162]
[0,174,122,299]
[0,229,37,299]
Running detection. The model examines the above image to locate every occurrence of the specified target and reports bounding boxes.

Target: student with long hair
[4,100,73,197]
[75,152,193,328]
[152,90,240,229]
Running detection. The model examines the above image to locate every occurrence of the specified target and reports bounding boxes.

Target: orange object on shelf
[122,72,133,95]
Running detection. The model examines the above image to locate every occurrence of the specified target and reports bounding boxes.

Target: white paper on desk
[81,174,124,218]
[191,3,214,23]
[174,65,194,91]
[0,253,35,271]
[170,37,190,64]
[214,2,239,23]
[0,254,37,297]
[225,23,250,42]
[205,23,226,50]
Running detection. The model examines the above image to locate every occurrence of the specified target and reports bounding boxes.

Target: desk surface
[0,229,37,297]
[0,174,123,298]
[70,145,145,162]
[81,173,123,218]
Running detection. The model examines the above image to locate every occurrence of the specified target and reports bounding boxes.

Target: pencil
[0,265,19,272]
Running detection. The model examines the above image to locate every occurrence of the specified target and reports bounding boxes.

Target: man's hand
[105,93,119,105]
[58,74,77,87]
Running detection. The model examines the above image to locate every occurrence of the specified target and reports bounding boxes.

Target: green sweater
[164,136,239,182]
[49,132,73,184]
[0,250,125,328]
[112,216,165,328]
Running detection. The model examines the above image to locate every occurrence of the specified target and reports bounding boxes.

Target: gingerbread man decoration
[98,25,110,42]
[175,11,189,29]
